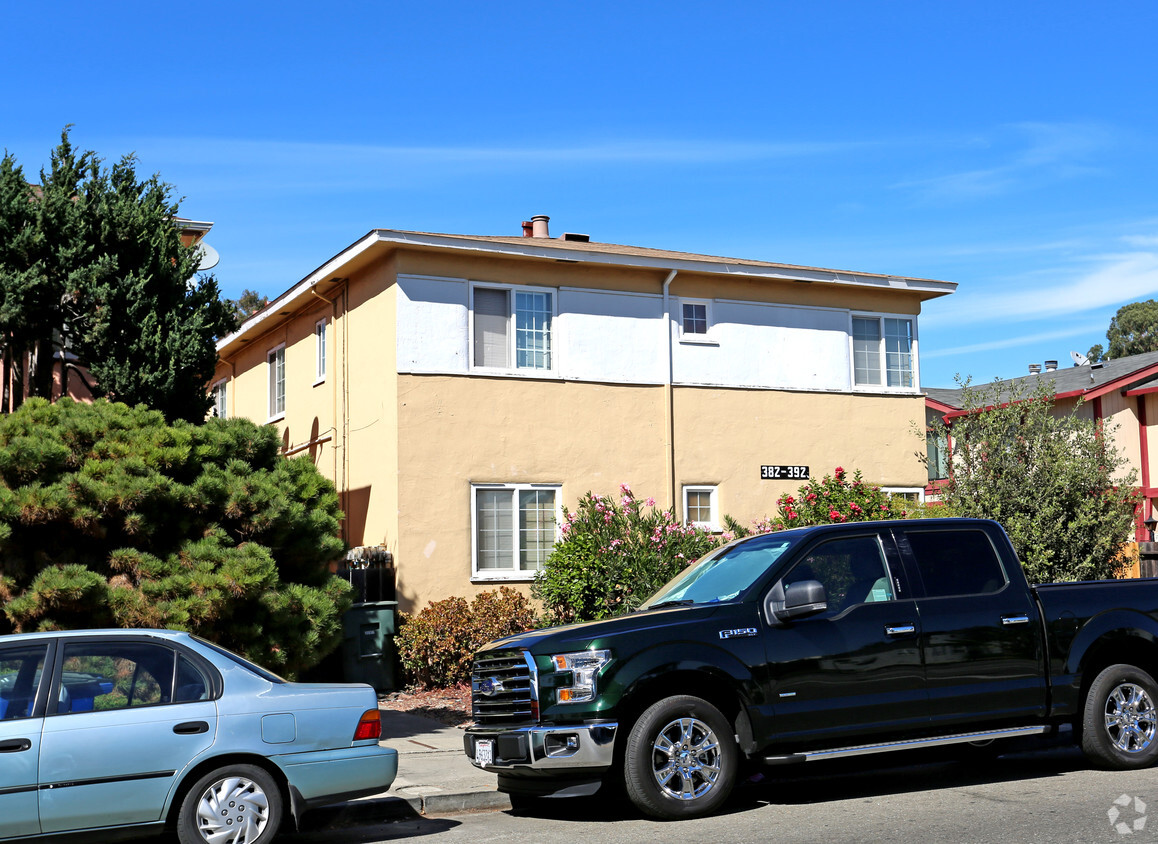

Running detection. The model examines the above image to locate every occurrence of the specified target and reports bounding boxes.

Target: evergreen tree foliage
[0,398,349,676]
[1088,299,1158,362]
[928,378,1137,583]
[229,289,270,321]
[0,128,236,421]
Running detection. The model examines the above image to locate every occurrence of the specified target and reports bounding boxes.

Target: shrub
[533,485,723,626]
[396,587,535,689]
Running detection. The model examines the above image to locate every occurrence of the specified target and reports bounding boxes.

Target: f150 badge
[719,628,758,639]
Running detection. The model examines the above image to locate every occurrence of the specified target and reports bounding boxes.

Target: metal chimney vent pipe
[1029,363,1042,374]
[531,215,550,238]
[1044,360,1058,371]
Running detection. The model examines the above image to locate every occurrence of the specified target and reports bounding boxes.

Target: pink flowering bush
[533,484,723,625]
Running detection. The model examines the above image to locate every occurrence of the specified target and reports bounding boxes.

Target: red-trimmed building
[925,350,1158,545]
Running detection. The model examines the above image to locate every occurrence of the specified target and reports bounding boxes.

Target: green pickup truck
[464,518,1158,819]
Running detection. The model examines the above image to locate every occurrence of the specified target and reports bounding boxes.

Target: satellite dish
[196,242,220,272]
[1070,351,1089,367]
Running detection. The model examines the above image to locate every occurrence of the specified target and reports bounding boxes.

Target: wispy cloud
[922,320,1109,358]
[923,248,1158,326]
[894,122,1111,203]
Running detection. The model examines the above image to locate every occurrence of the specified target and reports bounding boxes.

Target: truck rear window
[903,529,1007,598]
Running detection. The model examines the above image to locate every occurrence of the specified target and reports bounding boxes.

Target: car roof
[0,628,194,645]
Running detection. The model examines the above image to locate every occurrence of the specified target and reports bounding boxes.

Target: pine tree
[0,398,349,677]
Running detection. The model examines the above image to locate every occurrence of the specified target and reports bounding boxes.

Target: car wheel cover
[1104,682,1158,754]
[650,716,722,801]
[194,775,270,843]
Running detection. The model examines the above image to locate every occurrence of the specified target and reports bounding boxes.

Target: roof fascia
[925,397,959,414]
[1082,362,1158,400]
[379,232,958,298]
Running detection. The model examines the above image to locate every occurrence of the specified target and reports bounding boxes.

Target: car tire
[176,763,283,844]
[1081,664,1158,770]
[623,695,738,820]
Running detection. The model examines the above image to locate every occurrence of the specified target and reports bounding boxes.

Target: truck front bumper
[463,722,618,771]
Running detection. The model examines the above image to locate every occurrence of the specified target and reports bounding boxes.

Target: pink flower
[610,539,622,547]
[834,466,846,478]
[645,497,656,507]
[619,483,632,496]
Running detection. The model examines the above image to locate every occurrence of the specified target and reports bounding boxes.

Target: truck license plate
[476,739,494,766]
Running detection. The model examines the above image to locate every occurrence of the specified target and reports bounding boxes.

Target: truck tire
[623,695,738,820]
[1081,664,1158,769]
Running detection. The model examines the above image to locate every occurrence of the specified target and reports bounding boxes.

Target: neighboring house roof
[926,349,1158,412]
[218,226,958,354]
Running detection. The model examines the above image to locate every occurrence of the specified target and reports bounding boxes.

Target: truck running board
[763,725,1051,765]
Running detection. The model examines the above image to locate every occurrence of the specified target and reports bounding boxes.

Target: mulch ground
[379,683,472,728]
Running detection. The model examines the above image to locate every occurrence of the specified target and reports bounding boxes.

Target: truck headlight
[551,649,611,703]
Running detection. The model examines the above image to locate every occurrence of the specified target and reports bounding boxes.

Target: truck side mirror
[776,580,828,621]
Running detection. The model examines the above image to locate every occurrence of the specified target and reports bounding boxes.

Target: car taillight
[353,709,381,741]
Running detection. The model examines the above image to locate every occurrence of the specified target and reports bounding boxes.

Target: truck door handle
[173,721,210,735]
[1001,615,1031,626]
[885,624,917,636]
[0,739,32,753]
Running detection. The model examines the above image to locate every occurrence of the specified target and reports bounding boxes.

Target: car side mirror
[776,580,828,621]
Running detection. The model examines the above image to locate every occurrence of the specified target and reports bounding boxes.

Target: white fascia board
[376,232,958,297]
[217,231,382,353]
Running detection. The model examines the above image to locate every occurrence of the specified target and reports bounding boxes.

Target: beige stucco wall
[391,374,926,611]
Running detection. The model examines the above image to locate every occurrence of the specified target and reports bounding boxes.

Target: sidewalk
[332,708,511,822]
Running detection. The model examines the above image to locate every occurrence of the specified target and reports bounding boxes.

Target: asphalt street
[283,745,1158,844]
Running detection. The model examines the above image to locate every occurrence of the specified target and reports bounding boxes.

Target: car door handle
[1002,615,1031,626]
[885,624,917,636]
[0,739,32,753]
[173,721,210,735]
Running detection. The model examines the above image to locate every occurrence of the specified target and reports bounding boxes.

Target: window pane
[518,490,556,571]
[476,489,514,570]
[268,348,285,416]
[474,288,510,368]
[515,291,552,369]
[903,530,1006,597]
[59,643,175,713]
[316,321,327,379]
[0,646,48,721]
[852,318,881,386]
[786,535,893,613]
[214,382,227,419]
[884,318,914,388]
[682,303,707,335]
[927,431,949,481]
[687,490,712,524]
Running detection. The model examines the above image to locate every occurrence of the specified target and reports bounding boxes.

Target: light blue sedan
[0,628,398,843]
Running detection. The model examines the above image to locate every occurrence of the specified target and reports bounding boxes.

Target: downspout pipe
[311,280,343,538]
[662,270,678,513]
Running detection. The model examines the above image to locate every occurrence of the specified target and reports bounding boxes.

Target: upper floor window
[268,345,285,420]
[678,299,717,344]
[211,379,228,419]
[315,318,328,383]
[472,286,554,371]
[472,483,559,580]
[926,431,950,481]
[852,315,915,389]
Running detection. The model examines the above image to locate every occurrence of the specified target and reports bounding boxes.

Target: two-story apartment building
[214,216,956,612]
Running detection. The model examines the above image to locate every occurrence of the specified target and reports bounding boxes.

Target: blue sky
[3,1,1156,386]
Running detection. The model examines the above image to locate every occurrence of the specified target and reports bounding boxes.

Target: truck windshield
[638,534,796,609]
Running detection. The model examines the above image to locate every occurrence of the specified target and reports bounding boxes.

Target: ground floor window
[683,485,719,531]
[472,484,560,580]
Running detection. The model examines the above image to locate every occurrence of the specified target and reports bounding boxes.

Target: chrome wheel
[650,716,722,801]
[1104,682,1157,754]
[194,775,271,843]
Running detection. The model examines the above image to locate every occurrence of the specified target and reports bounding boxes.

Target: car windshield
[638,533,797,609]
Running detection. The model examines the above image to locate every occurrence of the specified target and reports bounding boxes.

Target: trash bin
[341,601,398,692]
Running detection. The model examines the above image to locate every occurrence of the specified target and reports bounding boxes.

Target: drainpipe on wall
[662,270,678,513]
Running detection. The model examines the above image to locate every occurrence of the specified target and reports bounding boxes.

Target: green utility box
[340,601,398,692]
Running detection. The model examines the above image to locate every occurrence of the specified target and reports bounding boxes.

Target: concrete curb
[324,789,511,826]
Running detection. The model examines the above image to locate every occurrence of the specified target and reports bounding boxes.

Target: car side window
[0,645,48,721]
[784,535,894,613]
[174,655,210,703]
[57,642,176,714]
[902,529,1007,597]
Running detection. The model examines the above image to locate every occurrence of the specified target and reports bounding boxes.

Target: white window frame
[683,485,720,531]
[850,312,918,392]
[471,483,562,581]
[211,378,228,419]
[267,344,286,422]
[469,283,557,374]
[314,318,328,385]
[678,298,716,344]
[883,487,926,503]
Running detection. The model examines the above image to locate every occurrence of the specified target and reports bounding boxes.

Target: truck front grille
[471,649,537,726]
